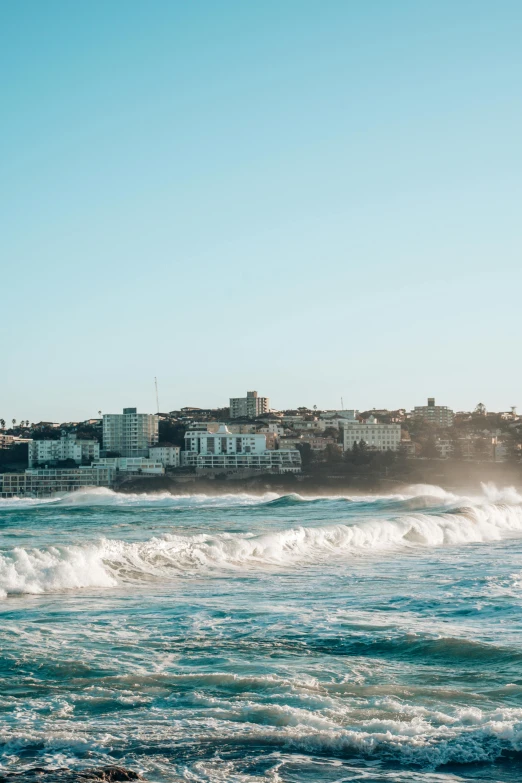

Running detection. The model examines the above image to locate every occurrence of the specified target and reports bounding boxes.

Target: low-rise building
[28,434,100,467]
[258,421,285,436]
[94,457,165,474]
[182,450,301,473]
[182,424,301,473]
[149,445,181,467]
[0,465,115,498]
[342,416,401,452]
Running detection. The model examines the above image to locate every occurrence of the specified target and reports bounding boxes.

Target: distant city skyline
[2,1,522,420]
[0,391,517,426]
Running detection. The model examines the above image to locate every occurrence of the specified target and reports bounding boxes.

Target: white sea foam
[2,491,522,597]
[3,699,521,770]
[0,481,513,510]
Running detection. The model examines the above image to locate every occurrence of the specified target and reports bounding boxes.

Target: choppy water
[1,483,522,782]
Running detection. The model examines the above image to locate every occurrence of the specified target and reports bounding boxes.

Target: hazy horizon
[0,391,517,426]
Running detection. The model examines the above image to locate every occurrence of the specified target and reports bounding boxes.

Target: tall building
[413,398,454,428]
[342,416,401,452]
[229,390,269,419]
[102,408,159,457]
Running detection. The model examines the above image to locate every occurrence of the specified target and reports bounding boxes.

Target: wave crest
[2,499,522,597]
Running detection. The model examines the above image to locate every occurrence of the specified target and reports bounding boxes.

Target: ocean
[1,484,521,782]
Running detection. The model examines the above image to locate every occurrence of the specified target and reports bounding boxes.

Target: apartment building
[229,391,269,419]
[182,424,301,472]
[102,407,159,457]
[185,424,267,456]
[149,445,181,467]
[413,398,454,428]
[28,434,100,467]
[342,416,401,452]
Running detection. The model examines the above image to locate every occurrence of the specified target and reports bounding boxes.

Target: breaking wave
[2,495,522,597]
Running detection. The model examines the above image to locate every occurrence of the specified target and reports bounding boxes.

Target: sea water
[1,484,522,782]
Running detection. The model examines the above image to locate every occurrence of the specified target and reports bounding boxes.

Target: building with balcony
[94,457,164,474]
[28,434,100,467]
[102,407,159,457]
[0,465,115,498]
[182,424,301,473]
[229,391,269,419]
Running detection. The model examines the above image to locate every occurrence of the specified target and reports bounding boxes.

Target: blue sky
[2,0,521,421]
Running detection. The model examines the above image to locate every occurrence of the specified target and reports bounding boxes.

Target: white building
[185,424,267,456]
[102,408,159,457]
[94,457,164,474]
[258,421,285,436]
[149,445,181,467]
[28,434,100,467]
[413,398,454,428]
[342,416,401,452]
[0,465,116,498]
[182,424,301,473]
[229,391,269,419]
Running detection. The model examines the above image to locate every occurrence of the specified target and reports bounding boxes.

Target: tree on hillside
[158,419,186,447]
[296,442,313,469]
[324,443,342,464]
[473,437,492,461]
[323,426,340,440]
[345,440,372,466]
[420,436,438,458]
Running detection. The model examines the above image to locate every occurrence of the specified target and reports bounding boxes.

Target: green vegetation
[0,442,28,472]
[158,419,187,447]
[297,440,410,482]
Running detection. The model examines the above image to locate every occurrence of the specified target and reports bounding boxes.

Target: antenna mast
[154,377,160,414]
[341,396,344,410]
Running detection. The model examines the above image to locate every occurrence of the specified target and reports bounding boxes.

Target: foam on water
[2,483,522,782]
[1,487,522,597]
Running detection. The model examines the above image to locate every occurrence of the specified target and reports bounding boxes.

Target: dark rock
[79,768,143,782]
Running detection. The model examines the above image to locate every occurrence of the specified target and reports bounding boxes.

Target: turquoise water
[1,485,522,782]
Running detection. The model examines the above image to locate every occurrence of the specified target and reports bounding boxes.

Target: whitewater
[1,484,522,782]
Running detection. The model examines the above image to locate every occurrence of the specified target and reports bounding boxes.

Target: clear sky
[2,0,521,422]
